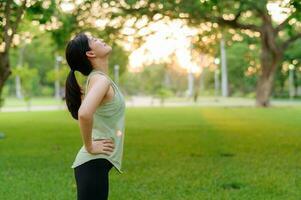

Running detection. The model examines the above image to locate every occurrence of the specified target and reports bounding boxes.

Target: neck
[91,57,109,74]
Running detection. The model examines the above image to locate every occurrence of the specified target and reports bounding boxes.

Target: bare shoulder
[88,73,110,91]
[79,73,111,116]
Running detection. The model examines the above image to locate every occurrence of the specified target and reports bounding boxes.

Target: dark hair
[65,32,93,120]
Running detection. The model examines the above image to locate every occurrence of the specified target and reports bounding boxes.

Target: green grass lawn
[2,97,64,107]
[0,107,301,200]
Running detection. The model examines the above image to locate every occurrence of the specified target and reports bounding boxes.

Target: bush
[41,86,54,96]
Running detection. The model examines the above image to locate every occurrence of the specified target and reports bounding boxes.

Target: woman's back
[71,69,126,174]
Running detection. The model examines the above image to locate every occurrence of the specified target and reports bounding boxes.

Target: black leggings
[74,158,114,200]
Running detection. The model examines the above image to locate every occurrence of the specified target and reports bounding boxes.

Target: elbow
[78,110,93,120]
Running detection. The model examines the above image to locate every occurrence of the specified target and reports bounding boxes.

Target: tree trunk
[255,66,277,107]
[193,73,201,102]
[0,52,13,105]
[220,37,228,97]
[256,28,282,107]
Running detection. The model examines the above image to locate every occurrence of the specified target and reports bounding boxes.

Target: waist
[92,128,124,141]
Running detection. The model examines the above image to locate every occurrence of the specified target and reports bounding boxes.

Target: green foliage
[120,64,178,98]
[46,63,69,86]
[274,40,301,98]
[25,0,56,24]
[226,42,258,95]
[40,86,54,96]
[145,64,166,94]
[0,96,5,109]
[138,64,168,95]
[8,30,56,97]
[3,0,301,100]
[22,33,56,85]
[107,0,301,101]
[108,44,129,77]
[51,13,78,50]
[11,64,38,104]
[153,87,173,105]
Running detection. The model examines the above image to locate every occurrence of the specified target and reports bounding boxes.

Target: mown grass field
[0,107,300,200]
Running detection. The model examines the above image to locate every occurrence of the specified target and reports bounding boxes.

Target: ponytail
[65,70,83,120]
[64,32,93,120]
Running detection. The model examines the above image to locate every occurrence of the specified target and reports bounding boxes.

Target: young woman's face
[87,35,112,58]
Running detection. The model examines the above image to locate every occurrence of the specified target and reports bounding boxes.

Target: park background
[1,0,301,199]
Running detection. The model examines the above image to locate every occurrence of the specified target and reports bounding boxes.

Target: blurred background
[1,0,301,110]
[1,1,301,200]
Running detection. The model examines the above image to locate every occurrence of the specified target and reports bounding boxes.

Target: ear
[86,50,96,58]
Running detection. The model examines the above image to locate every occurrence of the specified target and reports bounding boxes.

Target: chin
[101,49,112,57]
[106,46,112,54]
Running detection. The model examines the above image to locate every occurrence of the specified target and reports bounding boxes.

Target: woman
[64,32,126,200]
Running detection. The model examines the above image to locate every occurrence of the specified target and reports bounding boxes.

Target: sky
[125,20,202,74]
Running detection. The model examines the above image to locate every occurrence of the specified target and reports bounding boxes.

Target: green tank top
[71,69,126,174]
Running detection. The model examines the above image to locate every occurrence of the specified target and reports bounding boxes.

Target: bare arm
[78,74,110,153]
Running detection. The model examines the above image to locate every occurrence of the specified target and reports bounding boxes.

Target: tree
[11,63,38,110]
[49,1,130,92]
[227,42,259,95]
[0,0,55,106]
[1,0,128,102]
[0,0,27,105]
[105,0,301,106]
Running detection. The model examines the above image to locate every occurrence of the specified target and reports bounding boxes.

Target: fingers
[103,142,114,152]
[103,142,114,150]
[94,138,113,142]
[103,147,114,152]
[102,147,114,156]
[101,139,115,147]
[103,139,114,144]
[92,138,115,155]
[104,142,114,148]
[94,139,114,145]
